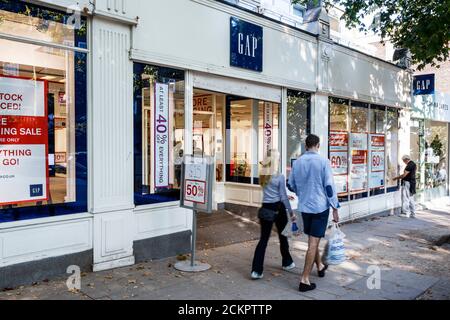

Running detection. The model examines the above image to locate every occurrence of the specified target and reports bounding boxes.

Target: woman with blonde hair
[251,149,297,280]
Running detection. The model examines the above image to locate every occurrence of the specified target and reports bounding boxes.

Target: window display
[386,108,400,192]
[329,98,350,202]
[369,105,386,196]
[349,102,369,200]
[133,64,185,205]
[424,120,448,200]
[286,90,310,177]
[226,96,281,184]
[328,98,399,203]
[0,2,87,223]
[227,97,253,184]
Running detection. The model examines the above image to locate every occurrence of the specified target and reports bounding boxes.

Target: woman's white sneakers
[251,272,264,280]
[282,262,296,271]
[252,263,296,279]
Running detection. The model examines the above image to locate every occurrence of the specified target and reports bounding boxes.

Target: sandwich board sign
[180,155,213,213]
[176,155,213,272]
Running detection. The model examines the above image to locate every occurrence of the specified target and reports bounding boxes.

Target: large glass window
[329,98,400,203]
[369,105,386,196]
[226,96,280,184]
[133,64,185,205]
[226,97,253,184]
[329,98,350,203]
[0,2,87,223]
[286,90,311,177]
[349,102,369,200]
[386,108,400,192]
[424,120,448,200]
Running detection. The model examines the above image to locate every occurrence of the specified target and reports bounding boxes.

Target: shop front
[1,0,411,288]
[411,75,450,204]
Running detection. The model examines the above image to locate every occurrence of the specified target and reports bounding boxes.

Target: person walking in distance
[393,155,417,218]
[288,134,340,292]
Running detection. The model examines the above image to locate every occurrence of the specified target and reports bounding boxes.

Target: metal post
[191,209,197,267]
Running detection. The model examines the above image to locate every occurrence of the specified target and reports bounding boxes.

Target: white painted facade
[0,0,410,275]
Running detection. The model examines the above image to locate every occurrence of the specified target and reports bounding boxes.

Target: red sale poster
[0,76,49,205]
[329,132,349,195]
[369,134,386,188]
[349,133,368,192]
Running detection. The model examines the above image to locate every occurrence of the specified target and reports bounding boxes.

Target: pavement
[0,204,449,300]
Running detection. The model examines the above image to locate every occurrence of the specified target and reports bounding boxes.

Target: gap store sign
[230,17,263,72]
[413,74,435,96]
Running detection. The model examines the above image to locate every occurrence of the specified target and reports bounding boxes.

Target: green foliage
[430,135,444,158]
[292,0,450,70]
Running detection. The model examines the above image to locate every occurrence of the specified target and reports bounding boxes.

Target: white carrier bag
[325,222,347,265]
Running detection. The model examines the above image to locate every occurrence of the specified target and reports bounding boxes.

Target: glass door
[192,93,216,158]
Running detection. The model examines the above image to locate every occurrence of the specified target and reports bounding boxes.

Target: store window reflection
[329,98,350,203]
[286,90,310,177]
[424,120,448,199]
[386,108,400,192]
[0,2,87,223]
[227,97,253,184]
[349,102,369,200]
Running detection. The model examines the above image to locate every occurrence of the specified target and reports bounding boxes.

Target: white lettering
[238,33,244,54]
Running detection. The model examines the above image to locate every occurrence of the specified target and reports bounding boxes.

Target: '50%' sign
[184,180,206,204]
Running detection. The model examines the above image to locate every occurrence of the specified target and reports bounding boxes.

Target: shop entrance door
[193,94,216,157]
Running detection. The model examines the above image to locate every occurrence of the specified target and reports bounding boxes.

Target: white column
[91,17,135,271]
[311,93,329,157]
[281,87,288,176]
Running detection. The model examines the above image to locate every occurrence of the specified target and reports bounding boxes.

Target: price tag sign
[184,180,206,204]
[180,155,213,213]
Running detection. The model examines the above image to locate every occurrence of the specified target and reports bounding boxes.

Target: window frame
[0,2,88,223]
[328,97,401,203]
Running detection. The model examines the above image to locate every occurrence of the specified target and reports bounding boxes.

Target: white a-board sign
[180,155,213,213]
[176,155,214,272]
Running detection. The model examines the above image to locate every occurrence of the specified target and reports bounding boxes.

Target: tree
[292,0,450,70]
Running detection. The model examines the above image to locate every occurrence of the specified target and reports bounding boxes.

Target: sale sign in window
[0,76,48,205]
[329,132,349,195]
[263,102,273,158]
[350,133,368,193]
[154,83,170,188]
[369,134,385,189]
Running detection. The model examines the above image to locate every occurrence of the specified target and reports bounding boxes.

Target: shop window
[286,90,311,177]
[0,1,87,49]
[133,64,185,205]
[369,105,386,196]
[386,108,400,192]
[226,97,253,184]
[349,101,369,200]
[226,96,281,185]
[424,120,448,200]
[0,2,87,223]
[329,98,350,203]
[255,101,280,184]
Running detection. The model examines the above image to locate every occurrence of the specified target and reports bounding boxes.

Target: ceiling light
[40,76,56,80]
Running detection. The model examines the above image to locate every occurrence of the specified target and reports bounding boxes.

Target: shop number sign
[0,76,48,205]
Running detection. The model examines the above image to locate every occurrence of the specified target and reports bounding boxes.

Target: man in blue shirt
[289,134,340,292]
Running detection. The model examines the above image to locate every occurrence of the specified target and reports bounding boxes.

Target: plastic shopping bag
[282,211,301,238]
[324,223,346,265]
